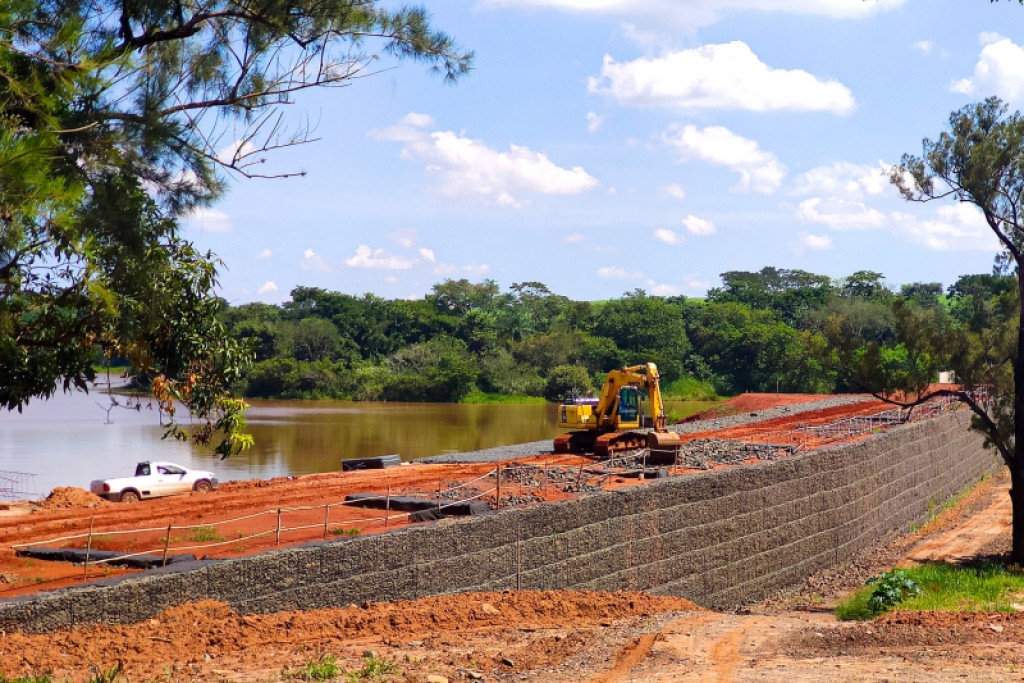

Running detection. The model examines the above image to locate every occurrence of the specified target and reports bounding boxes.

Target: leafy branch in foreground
[1,0,471,453]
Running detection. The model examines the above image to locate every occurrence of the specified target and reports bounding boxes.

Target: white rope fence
[12,467,512,579]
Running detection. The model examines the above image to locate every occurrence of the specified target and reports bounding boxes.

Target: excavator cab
[615,386,640,426]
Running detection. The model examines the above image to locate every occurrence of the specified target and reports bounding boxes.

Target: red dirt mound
[0,591,703,680]
[37,487,110,510]
[683,392,851,422]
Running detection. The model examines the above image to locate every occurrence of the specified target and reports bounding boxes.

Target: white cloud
[654,228,683,245]
[950,34,1024,103]
[565,233,585,243]
[663,124,785,194]
[419,248,436,263]
[586,111,605,132]
[186,207,232,233]
[371,112,436,142]
[791,161,889,198]
[257,281,279,294]
[371,115,599,207]
[589,42,855,114]
[434,263,491,276]
[648,282,681,296]
[662,183,686,200]
[687,278,712,293]
[890,204,998,251]
[682,215,716,235]
[217,139,257,166]
[255,248,273,259]
[345,245,417,270]
[392,228,418,248]
[479,0,904,29]
[796,197,887,230]
[913,40,933,55]
[598,266,644,278]
[301,249,333,272]
[797,232,833,250]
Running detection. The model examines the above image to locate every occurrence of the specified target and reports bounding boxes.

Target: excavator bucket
[646,431,683,449]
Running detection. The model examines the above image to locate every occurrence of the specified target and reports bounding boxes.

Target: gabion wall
[0,411,1000,632]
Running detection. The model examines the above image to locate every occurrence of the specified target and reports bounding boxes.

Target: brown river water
[0,386,712,498]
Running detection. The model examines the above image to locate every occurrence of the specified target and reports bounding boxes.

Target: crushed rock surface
[423,395,872,464]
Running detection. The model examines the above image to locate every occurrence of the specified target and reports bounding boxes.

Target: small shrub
[329,527,361,537]
[86,664,123,683]
[836,568,922,620]
[0,673,54,683]
[345,652,396,681]
[287,653,341,681]
[866,569,921,613]
[187,525,224,543]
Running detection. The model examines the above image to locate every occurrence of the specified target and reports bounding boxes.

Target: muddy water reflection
[0,389,713,497]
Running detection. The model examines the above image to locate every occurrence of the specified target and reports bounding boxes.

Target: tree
[1,0,471,451]
[708,267,833,326]
[543,365,593,402]
[873,96,1024,562]
[593,290,689,381]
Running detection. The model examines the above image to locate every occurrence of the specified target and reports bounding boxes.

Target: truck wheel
[120,490,140,504]
[193,480,213,494]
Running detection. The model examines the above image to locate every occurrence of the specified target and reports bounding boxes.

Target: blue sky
[184,0,1018,305]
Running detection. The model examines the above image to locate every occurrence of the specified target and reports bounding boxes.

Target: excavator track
[594,430,649,458]
[553,431,596,454]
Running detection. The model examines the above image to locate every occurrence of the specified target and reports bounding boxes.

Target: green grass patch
[286,653,341,681]
[837,561,1024,620]
[345,652,397,681]
[329,527,361,537]
[0,673,54,683]
[662,377,720,401]
[186,525,224,543]
[460,390,547,404]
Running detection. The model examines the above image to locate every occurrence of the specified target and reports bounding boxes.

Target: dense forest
[213,268,1014,403]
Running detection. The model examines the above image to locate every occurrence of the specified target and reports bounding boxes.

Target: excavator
[553,362,684,458]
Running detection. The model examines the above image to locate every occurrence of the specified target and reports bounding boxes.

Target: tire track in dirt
[900,476,1011,566]
[584,632,658,683]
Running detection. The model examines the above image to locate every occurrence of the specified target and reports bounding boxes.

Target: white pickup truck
[90,461,218,503]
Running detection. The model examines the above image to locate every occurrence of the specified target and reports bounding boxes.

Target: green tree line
[216,269,1013,403]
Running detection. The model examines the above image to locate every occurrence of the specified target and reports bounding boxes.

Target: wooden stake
[385,485,391,528]
[276,509,282,546]
[323,504,331,539]
[162,524,171,567]
[83,516,94,580]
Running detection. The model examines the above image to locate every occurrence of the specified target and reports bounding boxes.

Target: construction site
[0,391,965,597]
[0,389,1014,681]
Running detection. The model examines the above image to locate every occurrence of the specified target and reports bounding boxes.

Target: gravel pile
[422,395,872,464]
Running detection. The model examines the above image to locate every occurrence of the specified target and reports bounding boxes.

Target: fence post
[323,504,330,539]
[385,485,391,528]
[83,516,95,580]
[162,524,172,566]
[437,479,442,511]
[641,449,647,480]
[496,466,502,506]
[276,509,282,546]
